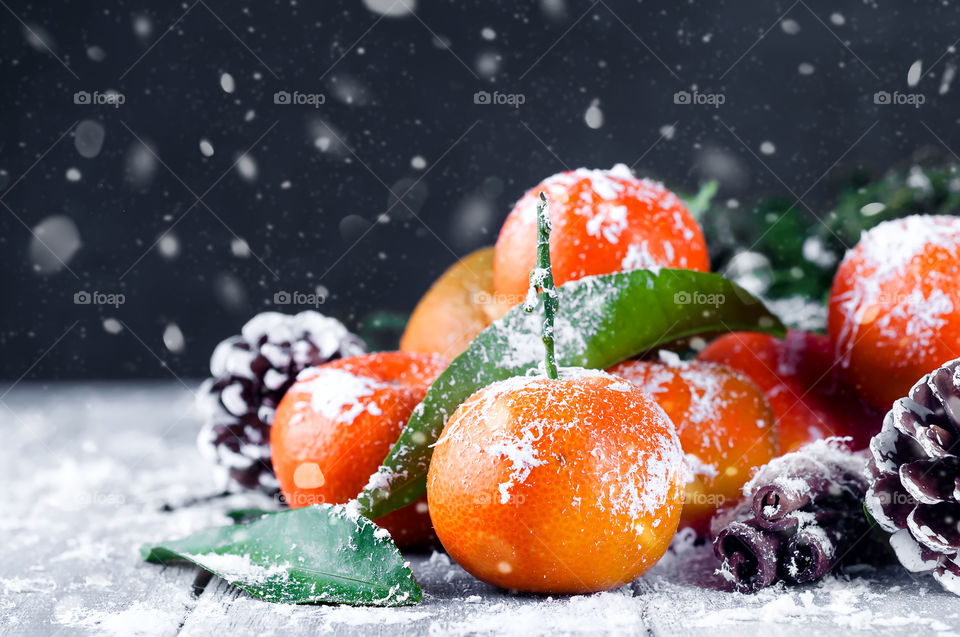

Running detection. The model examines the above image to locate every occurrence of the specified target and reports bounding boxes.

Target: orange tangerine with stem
[428,193,685,592]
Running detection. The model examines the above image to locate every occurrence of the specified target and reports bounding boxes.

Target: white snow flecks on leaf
[184,552,290,586]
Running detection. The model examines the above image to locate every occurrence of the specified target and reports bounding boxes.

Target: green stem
[523,191,559,380]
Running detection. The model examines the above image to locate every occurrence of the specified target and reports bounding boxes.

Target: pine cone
[197,311,366,492]
[712,438,872,591]
[864,357,960,595]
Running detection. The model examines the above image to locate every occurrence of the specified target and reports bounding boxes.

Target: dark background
[2,0,958,380]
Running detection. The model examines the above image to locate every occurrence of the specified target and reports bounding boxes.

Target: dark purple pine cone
[864,357,960,596]
[711,438,871,592]
[197,311,366,492]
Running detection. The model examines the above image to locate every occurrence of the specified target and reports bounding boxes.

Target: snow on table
[1,382,957,636]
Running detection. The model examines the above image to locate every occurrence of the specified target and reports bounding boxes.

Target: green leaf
[141,504,421,606]
[358,268,785,519]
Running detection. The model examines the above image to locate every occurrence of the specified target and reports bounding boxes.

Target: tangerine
[607,355,777,534]
[400,247,508,357]
[427,368,685,593]
[828,215,960,410]
[271,351,448,547]
[493,165,709,300]
[698,330,881,451]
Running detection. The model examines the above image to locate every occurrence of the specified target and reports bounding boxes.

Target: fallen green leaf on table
[357,268,786,520]
[141,504,421,606]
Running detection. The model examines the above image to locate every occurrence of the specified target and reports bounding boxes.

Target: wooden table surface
[2,382,958,636]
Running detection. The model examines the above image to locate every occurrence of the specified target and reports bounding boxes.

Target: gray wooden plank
[0,383,241,636]
[3,382,960,636]
[178,551,654,636]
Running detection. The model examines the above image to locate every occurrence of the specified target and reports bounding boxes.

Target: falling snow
[230,238,251,258]
[74,120,105,159]
[86,45,106,61]
[584,99,604,129]
[125,141,158,188]
[29,216,81,275]
[236,154,258,182]
[363,0,416,16]
[907,60,923,87]
[158,234,180,259]
[163,323,186,354]
[132,14,152,38]
[220,72,236,94]
[780,19,800,35]
[102,318,123,334]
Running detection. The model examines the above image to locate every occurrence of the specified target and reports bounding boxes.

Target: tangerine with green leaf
[428,193,686,593]
[271,351,448,547]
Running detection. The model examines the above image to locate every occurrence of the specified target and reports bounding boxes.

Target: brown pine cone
[196,311,366,492]
[864,357,960,595]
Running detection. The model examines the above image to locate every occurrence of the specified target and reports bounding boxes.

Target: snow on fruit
[828,215,960,410]
[426,368,685,593]
[493,165,709,301]
[270,351,448,547]
[608,354,778,535]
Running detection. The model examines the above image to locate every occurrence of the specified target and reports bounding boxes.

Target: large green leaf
[141,504,420,606]
[357,268,785,519]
